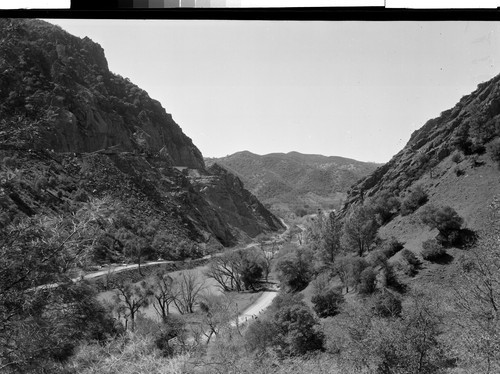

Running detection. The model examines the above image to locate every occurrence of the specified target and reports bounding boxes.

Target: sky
[45,19,500,163]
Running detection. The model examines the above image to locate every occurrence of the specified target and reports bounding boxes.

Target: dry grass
[68,333,190,374]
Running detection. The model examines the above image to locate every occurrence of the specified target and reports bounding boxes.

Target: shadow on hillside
[439,228,478,249]
[433,252,454,265]
[455,228,478,249]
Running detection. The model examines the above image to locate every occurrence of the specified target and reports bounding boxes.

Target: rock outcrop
[0,18,203,168]
[0,18,283,261]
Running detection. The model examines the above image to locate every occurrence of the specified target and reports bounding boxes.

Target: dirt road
[236,287,279,325]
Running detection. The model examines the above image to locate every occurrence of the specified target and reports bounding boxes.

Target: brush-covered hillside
[206,151,379,217]
[0,18,283,266]
[341,73,500,285]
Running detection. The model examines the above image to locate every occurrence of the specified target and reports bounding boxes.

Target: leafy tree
[342,205,379,256]
[319,212,343,265]
[358,267,377,295]
[311,288,344,318]
[334,255,369,293]
[420,204,464,245]
[273,303,325,356]
[0,206,119,372]
[275,245,314,292]
[246,294,324,357]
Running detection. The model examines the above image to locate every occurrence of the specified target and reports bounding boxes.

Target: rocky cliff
[0,18,203,168]
[345,75,500,210]
[0,19,283,263]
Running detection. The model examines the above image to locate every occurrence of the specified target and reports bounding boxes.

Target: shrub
[400,249,420,266]
[420,205,463,232]
[358,267,377,295]
[372,291,402,318]
[246,298,325,356]
[379,261,407,293]
[381,237,404,258]
[454,166,465,176]
[399,249,420,276]
[421,239,446,261]
[367,250,387,267]
[369,191,401,225]
[311,288,344,317]
[400,186,428,216]
[488,140,500,168]
[451,151,463,163]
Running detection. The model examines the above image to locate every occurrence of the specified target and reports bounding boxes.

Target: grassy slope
[379,151,500,287]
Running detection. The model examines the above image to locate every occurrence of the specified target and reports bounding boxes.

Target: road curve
[236,288,279,325]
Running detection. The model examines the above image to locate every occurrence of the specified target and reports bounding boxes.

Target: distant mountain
[205,151,380,216]
[0,19,283,264]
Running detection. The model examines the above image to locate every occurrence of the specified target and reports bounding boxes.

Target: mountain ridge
[206,150,380,216]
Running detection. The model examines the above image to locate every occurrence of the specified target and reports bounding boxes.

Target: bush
[421,239,446,261]
[379,261,407,293]
[399,249,420,276]
[358,267,377,295]
[381,237,404,258]
[400,186,428,216]
[451,151,463,163]
[246,297,325,356]
[488,140,500,168]
[369,191,401,225]
[311,288,344,317]
[422,239,446,262]
[420,205,464,246]
[372,291,402,318]
[454,166,465,176]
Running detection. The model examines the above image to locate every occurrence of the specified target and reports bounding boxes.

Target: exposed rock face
[345,75,500,207]
[0,18,203,169]
[197,163,284,238]
[0,18,283,256]
[342,74,500,234]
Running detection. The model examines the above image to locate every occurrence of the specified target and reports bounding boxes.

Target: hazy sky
[46,19,500,163]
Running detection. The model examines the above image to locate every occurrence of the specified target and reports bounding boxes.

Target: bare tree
[173,270,206,314]
[453,233,500,373]
[151,272,176,322]
[111,279,152,331]
[205,254,241,292]
[205,249,264,292]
